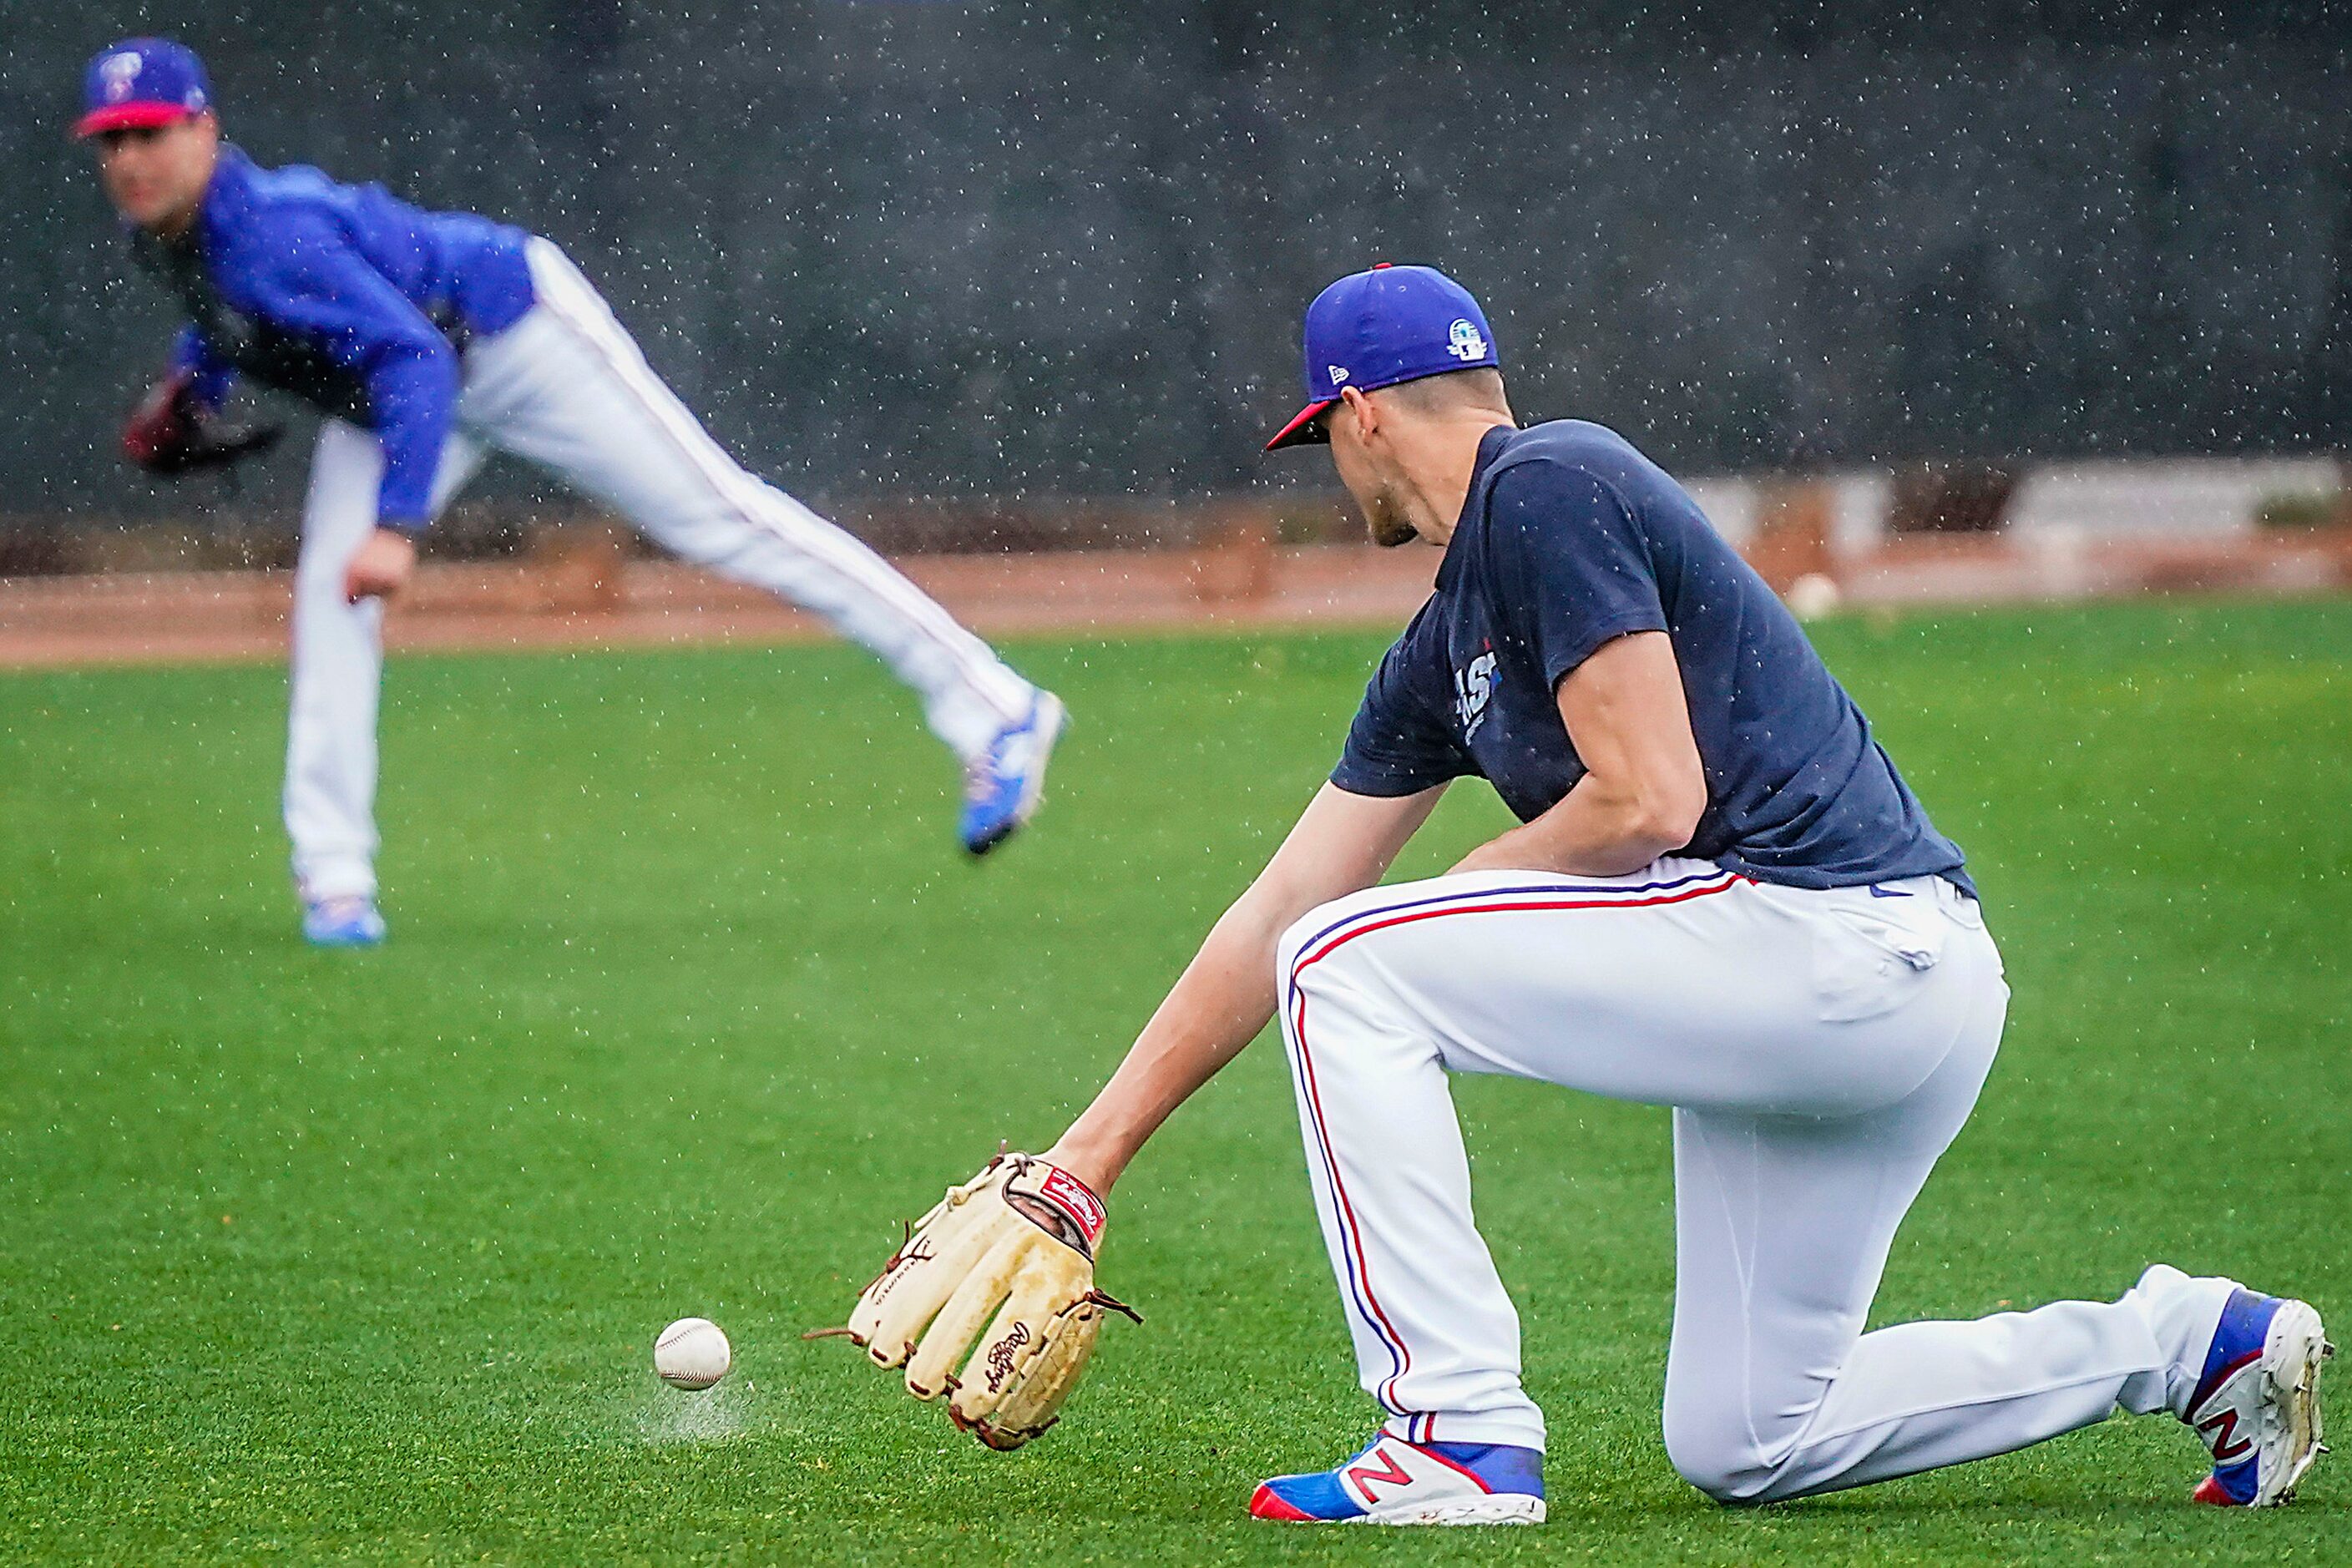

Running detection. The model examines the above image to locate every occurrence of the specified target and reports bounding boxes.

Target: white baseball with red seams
[655,1318,732,1392]
[1274,857,2243,1501]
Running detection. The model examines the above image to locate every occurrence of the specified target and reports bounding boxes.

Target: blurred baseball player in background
[973,266,2324,1521]
[77,37,1063,947]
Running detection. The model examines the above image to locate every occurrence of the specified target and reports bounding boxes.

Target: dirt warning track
[0,544,1443,670]
[7,528,2350,671]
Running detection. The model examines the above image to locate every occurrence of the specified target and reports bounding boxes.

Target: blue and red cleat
[2186,1286,2332,1506]
[1248,1431,1545,1525]
[302,894,386,948]
[959,691,1065,857]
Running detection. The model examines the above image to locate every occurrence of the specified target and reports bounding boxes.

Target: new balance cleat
[303,895,387,948]
[2186,1286,2331,1506]
[1248,1432,1545,1525]
[958,690,1065,857]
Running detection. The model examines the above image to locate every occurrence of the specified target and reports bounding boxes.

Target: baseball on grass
[655,1317,731,1390]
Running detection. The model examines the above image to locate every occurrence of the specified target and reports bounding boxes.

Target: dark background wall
[5,1,2350,524]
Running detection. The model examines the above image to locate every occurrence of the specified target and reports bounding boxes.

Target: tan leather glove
[839,1151,1137,1449]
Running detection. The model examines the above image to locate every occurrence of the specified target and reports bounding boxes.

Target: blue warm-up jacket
[135,145,535,527]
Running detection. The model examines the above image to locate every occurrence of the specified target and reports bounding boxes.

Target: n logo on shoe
[2197,1406,2253,1464]
[1343,1447,1416,1503]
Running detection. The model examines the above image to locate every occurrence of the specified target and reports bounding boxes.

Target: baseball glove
[832,1151,1138,1449]
[122,371,284,476]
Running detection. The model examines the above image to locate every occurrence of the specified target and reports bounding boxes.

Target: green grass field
[2,599,2347,1565]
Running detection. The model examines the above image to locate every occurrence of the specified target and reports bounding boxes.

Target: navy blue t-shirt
[1332,421,1972,894]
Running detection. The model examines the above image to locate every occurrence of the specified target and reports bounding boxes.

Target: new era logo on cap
[74,38,210,139]
[1265,264,1500,450]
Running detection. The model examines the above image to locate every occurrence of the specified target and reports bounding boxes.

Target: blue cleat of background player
[1248,1432,1544,1525]
[2186,1285,2333,1506]
[302,895,387,948]
[959,693,1065,856]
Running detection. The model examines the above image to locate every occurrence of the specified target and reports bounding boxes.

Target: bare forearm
[1043,783,1444,1193]
[1451,775,1687,878]
[1454,634,1707,878]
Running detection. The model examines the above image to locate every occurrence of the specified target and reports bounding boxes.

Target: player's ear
[1337,385,1377,444]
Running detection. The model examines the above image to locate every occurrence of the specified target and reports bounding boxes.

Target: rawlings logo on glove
[122,370,284,477]
[822,1151,1138,1450]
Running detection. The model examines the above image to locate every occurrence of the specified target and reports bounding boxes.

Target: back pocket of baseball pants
[1810,902,1947,1023]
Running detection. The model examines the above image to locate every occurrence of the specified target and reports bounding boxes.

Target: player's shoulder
[205,148,363,252]
[1492,417,1641,467]
[210,147,333,215]
[1475,419,1713,546]
[1483,420,1673,503]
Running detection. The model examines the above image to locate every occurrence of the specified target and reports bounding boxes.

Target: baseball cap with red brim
[74,38,211,138]
[1264,263,1500,450]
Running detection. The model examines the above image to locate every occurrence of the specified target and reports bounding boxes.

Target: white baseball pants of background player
[1276,860,2238,1501]
[285,238,1038,902]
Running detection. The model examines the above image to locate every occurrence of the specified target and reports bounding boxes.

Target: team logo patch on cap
[1446,318,1489,362]
[100,52,143,102]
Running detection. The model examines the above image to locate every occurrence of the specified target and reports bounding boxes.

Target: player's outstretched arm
[1044,781,1444,1193]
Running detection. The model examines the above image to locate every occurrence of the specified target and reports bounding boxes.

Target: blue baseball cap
[1264,263,1500,450]
[74,38,211,139]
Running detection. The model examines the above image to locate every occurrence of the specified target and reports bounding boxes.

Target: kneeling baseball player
[77,38,1062,946]
[837,264,2327,1522]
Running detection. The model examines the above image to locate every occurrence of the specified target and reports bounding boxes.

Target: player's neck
[1396,412,1515,547]
[145,199,202,241]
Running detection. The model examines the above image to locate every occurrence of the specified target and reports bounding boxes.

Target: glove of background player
[122,371,284,476]
[841,1151,1137,1449]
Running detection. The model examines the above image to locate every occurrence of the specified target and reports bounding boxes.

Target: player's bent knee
[1667,1448,1773,1506]
[1662,1410,1778,1505]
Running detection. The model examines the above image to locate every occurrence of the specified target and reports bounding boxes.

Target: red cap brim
[1263,399,1337,452]
[74,102,195,138]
